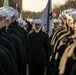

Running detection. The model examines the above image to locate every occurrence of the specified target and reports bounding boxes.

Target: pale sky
[22,0,67,12]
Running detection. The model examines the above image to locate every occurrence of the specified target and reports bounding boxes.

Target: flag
[41,0,52,37]
[3,0,9,6]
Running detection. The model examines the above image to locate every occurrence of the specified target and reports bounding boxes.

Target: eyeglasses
[0,17,4,21]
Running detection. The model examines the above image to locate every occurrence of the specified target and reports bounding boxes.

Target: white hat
[4,6,14,11]
[53,19,60,23]
[0,9,8,17]
[71,13,76,21]
[33,19,43,25]
[63,8,76,14]
[16,18,27,25]
[13,10,19,17]
[0,6,14,12]
[23,21,27,26]
[67,10,76,21]
[0,6,8,10]
[0,6,16,20]
[61,14,67,19]
[16,18,24,23]
[3,10,15,20]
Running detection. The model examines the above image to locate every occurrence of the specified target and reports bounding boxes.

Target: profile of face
[73,21,76,31]
[67,19,73,28]
[0,16,6,28]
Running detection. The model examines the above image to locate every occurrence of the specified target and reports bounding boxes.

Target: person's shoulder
[41,31,49,38]
[41,30,46,34]
[27,30,34,36]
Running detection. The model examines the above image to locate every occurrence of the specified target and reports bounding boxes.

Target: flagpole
[47,0,52,37]
[47,0,50,33]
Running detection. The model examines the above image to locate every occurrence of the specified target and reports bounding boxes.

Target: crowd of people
[49,8,76,75]
[0,5,76,75]
[0,5,51,75]
[0,6,29,75]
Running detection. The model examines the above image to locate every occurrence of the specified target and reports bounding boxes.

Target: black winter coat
[27,30,51,64]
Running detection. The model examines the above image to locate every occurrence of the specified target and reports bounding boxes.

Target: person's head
[60,10,75,26]
[66,11,76,29]
[33,19,43,33]
[71,13,76,31]
[1,6,17,28]
[61,14,67,25]
[11,10,19,23]
[3,6,19,23]
[16,18,27,28]
[11,10,19,22]
[52,19,60,29]
[0,9,8,29]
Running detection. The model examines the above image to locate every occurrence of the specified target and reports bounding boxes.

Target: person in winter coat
[27,19,51,75]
